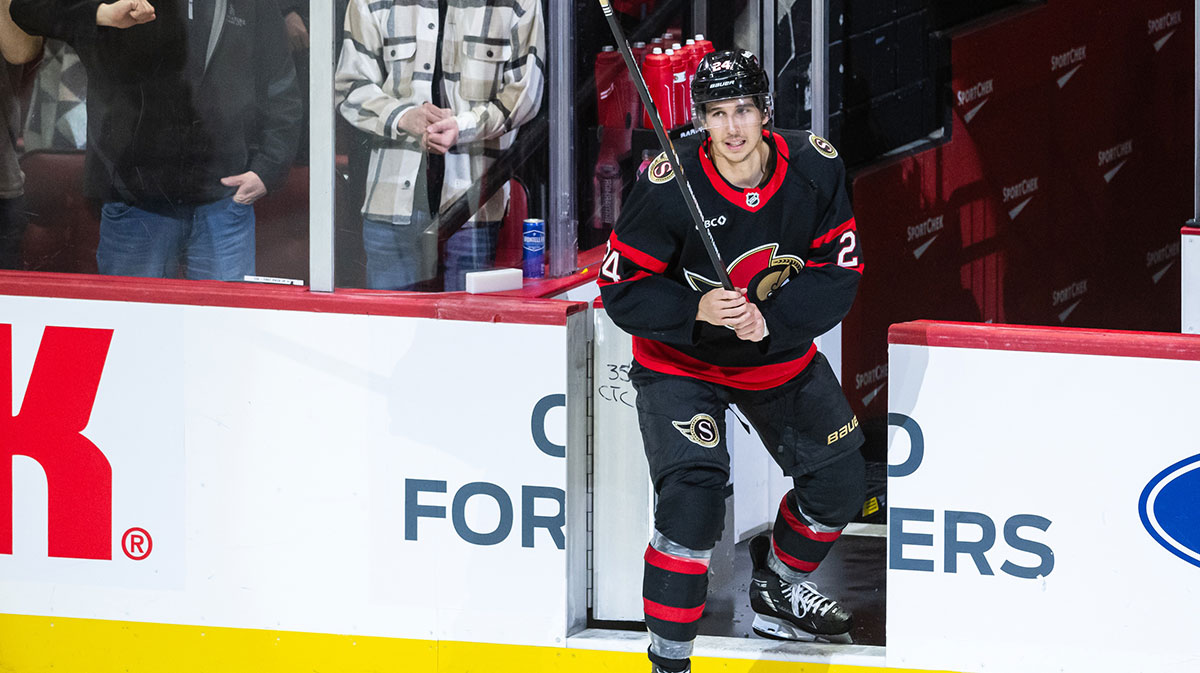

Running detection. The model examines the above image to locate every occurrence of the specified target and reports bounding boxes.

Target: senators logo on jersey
[684,243,805,301]
[647,152,676,184]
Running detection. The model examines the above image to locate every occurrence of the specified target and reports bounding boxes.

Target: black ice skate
[748,533,853,643]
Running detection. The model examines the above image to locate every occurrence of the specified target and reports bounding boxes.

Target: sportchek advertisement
[1,295,574,646]
[887,332,1200,673]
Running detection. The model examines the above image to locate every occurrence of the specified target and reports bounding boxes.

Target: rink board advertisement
[887,322,1200,673]
[0,292,576,647]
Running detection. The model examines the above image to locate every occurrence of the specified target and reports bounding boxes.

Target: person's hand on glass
[96,0,155,28]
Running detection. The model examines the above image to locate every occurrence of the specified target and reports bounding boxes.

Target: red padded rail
[889,320,1200,362]
[0,271,585,326]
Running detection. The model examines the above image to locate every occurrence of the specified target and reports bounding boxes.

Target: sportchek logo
[1098,140,1134,183]
[956,79,993,124]
[907,215,944,260]
[1051,279,1088,323]
[1148,10,1183,52]
[1050,45,1087,89]
[2,324,113,560]
[1002,177,1039,220]
[1146,241,1181,284]
[855,363,888,407]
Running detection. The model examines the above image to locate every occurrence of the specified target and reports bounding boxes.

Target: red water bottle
[683,39,702,122]
[592,148,622,233]
[642,47,674,129]
[668,46,687,127]
[624,46,644,130]
[694,33,714,58]
[595,46,624,129]
[632,41,648,67]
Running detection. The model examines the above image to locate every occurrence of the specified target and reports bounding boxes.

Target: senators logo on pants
[672,414,720,448]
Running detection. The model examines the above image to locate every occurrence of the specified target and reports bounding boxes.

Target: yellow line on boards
[0,614,955,673]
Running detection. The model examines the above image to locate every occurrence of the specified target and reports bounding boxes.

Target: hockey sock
[648,646,690,673]
[643,530,711,659]
[769,491,844,583]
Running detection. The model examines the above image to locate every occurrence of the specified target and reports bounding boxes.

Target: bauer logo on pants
[672,414,720,448]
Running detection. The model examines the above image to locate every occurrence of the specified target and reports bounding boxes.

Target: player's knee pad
[791,450,866,529]
[653,468,728,551]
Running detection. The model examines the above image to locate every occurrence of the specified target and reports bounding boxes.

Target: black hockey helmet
[691,49,772,129]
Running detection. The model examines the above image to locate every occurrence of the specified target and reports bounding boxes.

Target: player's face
[702,98,766,163]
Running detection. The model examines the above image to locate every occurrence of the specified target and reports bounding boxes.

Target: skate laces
[783,581,836,618]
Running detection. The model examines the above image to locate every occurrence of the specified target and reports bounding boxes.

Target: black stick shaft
[597,0,734,290]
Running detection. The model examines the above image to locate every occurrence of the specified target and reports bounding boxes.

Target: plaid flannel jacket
[335,0,545,225]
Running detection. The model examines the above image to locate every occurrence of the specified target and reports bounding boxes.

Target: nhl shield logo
[672,414,720,448]
[745,191,761,208]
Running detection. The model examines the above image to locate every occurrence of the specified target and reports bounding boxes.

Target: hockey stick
[596,0,734,291]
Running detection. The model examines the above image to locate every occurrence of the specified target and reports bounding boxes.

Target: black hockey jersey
[597,129,863,390]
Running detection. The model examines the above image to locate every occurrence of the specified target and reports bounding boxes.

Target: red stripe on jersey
[644,598,706,623]
[779,495,842,542]
[610,234,668,273]
[772,537,819,572]
[645,545,710,575]
[596,269,651,288]
[806,261,865,274]
[698,131,790,213]
[633,338,816,390]
[811,218,857,249]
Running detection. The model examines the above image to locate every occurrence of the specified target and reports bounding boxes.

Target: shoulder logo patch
[808,133,839,159]
[672,414,720,448]
[648,152,676,184]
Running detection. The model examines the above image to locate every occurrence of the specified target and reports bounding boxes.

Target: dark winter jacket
[11,0,302,208]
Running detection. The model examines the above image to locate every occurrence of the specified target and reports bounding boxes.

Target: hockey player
[597,49,866,673]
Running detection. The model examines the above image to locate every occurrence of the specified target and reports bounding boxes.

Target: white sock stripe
[791,498,846,535]
[767,546,811,584]
[649,632,694,660]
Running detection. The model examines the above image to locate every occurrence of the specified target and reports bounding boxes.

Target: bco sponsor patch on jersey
[672,413,720,448]
[648,152,676,184]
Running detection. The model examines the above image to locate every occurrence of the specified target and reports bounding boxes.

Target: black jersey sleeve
[597,161,703,345]
[758,151,863,352]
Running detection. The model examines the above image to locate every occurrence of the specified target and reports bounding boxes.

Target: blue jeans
[362,212,500,291]
[443,220,501,292]
[97,197,255,280]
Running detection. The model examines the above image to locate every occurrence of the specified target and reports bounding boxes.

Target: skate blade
[751,615,853,644]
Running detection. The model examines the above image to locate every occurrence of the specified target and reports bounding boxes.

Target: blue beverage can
[522,218,546,279]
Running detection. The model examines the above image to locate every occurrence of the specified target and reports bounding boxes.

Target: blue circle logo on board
[1139,454,1200,569]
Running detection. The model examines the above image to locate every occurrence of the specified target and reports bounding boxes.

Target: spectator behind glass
[0,0,41,270]
[23,39,86,152]
[279,0,307,163]
[9,0,302,281]
[334,0,544,292]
